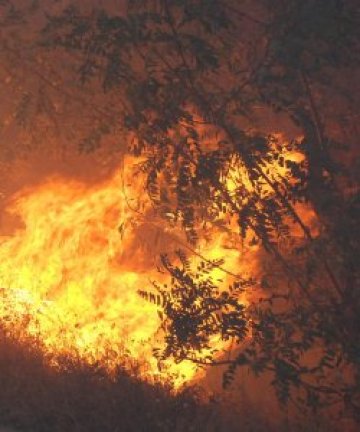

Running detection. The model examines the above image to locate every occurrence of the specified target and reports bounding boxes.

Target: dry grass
[0,324,351,432]
[0,324,226,432]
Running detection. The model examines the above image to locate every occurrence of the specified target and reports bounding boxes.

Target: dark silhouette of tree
[3,0,360,421]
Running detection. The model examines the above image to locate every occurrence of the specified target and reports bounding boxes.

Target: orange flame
[0,157,244,386]
[0,140,317,387]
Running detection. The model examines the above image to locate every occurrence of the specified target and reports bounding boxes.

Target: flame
[0,157,244,386]
[0,139,317,388]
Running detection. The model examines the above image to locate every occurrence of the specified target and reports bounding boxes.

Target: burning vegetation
[0,0,359,431]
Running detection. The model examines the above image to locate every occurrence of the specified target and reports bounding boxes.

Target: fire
[0,157,244,387]
[0,140,316,388]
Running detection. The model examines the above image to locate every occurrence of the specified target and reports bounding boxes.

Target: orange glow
[0,139,317,388]
[0,157,245,387]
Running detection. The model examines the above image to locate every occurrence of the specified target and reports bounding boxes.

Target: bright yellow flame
[0,157,245,387]
[0,139,317,388]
